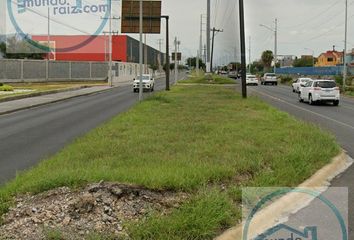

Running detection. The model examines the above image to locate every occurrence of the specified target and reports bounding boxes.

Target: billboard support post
[139,0,143,100]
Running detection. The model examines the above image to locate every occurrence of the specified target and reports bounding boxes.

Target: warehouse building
[32,35,164,66]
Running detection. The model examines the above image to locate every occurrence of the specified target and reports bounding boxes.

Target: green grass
[129,189,238,240]
[0,85,14,92]
[179,74,235,84]
[0,85,340,238]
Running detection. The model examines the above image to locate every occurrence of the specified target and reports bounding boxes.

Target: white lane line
[249,88,354,131]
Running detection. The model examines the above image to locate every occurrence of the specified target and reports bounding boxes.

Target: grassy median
[0,85,339,239]
[179,74,235,84]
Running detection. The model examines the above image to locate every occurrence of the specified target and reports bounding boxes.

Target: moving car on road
[246,75,259,86]
[133,74,155,92]
[298,80,340,106]
[261,73,277,85]
[228,71,238,79]
[292,77,312,93]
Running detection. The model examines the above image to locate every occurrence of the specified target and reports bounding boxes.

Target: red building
[32,35,163,65]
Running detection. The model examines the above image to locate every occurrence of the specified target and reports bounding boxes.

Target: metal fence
[276,66,354,76]
[0,59,150,83]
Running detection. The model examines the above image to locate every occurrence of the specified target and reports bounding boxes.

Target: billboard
[121,0,162,34]
[172,52,182,61]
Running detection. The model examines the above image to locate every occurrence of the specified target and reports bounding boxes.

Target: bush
[335,75,343,86]
[0,85,14,92]
[280,75,293,84]
[345,86,354,92]
[0,83,3,86]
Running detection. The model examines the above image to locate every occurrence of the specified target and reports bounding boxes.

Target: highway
[0,76,177,185]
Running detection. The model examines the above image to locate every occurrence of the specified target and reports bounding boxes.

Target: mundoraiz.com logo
[7,0,111,53]
[17,0,108,15]
[242,188,348,240]
[254,224,318,240]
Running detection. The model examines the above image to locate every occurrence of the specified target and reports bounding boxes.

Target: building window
[328,58,334,62]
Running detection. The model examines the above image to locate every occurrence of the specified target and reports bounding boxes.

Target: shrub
[0,85,14,92]
[280,75,293,84]
[334,75,343,86]
[0,83,3,86]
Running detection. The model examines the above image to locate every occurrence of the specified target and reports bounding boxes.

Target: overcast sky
[1,0,354,66]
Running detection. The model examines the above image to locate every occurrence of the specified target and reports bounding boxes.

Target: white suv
[133,74,155,92]
[298,80,340,106]
[246,75,259,86]
[292,78,312,93]
[261,73,277,85]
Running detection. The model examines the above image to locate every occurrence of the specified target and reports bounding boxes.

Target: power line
[282,0,343,29]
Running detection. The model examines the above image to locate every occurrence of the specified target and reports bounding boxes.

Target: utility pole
[47,7,50,61]
[204,44,207,65]
[139,0,143,100]
[101,1,119,87]
[46,7,50,81]
[174,37,180,84]
[157,39,163,72]
[239,0,247,98]
[164,16,170,91]
[260,18,277,74]
[343,0,348,91]
[206,0,211,72]
[196,50,200,74]
[274,18,278,74]
[210,27,223,73]
[144,34,148,74]
[197,14,203,74]
[248,36,251,73]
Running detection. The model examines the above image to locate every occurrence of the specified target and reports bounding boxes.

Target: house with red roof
[315,47,343,67]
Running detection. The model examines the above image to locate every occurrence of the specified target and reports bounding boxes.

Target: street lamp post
[343,0,348,91]
[260,18,277,73]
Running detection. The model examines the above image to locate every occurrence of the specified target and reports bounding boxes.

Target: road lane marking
[249,88,354,131]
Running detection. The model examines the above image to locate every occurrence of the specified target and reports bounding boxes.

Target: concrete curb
[216,151,353,240]
[0,86,116,116]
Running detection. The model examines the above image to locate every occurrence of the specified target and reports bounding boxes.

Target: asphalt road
[245,82,354,238]
[0,76,180,185]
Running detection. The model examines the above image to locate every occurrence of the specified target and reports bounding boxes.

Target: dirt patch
[0,182,188,240]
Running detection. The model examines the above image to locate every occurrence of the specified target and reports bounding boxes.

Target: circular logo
[6,0,111,53]
[243,188,347,240]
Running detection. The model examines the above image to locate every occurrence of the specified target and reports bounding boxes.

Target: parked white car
[261,73,277,85]
[298,80,340,106]
[133,74,155,92]
[292,78,312,93]
[246,75,259,86]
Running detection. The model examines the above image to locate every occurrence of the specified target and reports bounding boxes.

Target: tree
[261,50,274,69]
[186,57,206,70]
[163,63,175,72]
[0,36,45,60]
[293,57,315,67]
[249,60,264,74]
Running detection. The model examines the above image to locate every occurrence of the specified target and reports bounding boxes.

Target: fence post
[20,60,24,82]
[69,61,72,80]
[46,60,49,81]
[89,62,92,80]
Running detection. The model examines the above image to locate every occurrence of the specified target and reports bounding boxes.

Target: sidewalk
[0,86,113,115]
